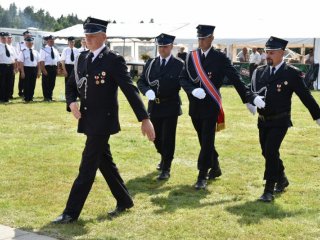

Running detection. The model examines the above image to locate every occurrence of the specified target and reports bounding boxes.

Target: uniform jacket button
[84,107,87,110]
[107,112,111,116]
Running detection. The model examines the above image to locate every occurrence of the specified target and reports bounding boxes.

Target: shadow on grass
[37,219,91,240]
[226,200,304,225]
[125,171,236,214]
[151,184,235,213]
[0,97,67,105]
[126,171,171,197]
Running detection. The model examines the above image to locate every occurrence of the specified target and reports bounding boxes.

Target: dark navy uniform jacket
[66,47,149,135]
[137,56,184,118]
[252,62,320,127]
[180,47,252,119]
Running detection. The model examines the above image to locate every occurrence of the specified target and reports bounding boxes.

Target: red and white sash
[190,50,225,131]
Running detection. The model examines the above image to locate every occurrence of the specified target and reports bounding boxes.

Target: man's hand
[192,88,206,99]
[141,119,155,141]
[69,102,81,120]
[145,89,156,101]
[63,70,68,77]
[253,96,265,109]
[20,72,25,79]
[246,103,257,115]
[42,70,48,76]
[316,118,320,126]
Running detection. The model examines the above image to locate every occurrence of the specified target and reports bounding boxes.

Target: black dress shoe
[275,177,289,193]
[158,170,170,180]
[194,179,207,190]
[108,202,134,218]
[258,192,274,202]
[52,214,76,224]
[208,167,222,180]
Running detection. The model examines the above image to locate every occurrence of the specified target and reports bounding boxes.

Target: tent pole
[123,38,126,56]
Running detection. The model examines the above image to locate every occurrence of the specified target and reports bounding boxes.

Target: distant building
[0,27,53,51]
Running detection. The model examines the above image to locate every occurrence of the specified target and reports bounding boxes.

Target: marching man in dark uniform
[180,25,264,189]
[52,17,155,224]
[246,36,320,202]
[137,33,184,180]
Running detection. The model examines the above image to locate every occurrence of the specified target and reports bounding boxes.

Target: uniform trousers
[18,72,24,96]
[8,70,15,98]
[63,135,133,219]
[0,63,14,102]
[259,126,288,182]
[64,64,74,97]
[151,116,178,170]
[23,66,38,101]
[191,116,219,172]
[42,65,57,100]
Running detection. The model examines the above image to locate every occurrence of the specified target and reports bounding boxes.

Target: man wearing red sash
[180,25,265,189]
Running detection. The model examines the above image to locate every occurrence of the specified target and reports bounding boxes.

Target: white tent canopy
[54,22,315,47]
[54,22,319,89]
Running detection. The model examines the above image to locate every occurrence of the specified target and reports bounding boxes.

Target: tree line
[0,3,83,31]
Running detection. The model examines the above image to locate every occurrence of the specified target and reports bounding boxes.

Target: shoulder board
[109,50,120,56]
[80,50,89,55]
[286,63,300,71]
[173,56,184,64]
[256,65,266,70]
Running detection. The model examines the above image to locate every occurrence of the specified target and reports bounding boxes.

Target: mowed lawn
[0,76,319,240]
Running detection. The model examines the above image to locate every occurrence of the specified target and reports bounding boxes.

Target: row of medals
[94,71,106,85]
[277,81,288,92]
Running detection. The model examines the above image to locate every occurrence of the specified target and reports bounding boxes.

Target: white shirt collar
[201,48,211,57]
[270,60,284,74]
[90,44,106,60]
[159,54,172,65]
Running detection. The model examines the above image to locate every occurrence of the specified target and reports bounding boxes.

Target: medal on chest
[94,71,107,85]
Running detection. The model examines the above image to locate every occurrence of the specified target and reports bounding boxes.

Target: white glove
[145,89,156,100]
[192,88,206,99]
[253,96,265,109]
[246,103,257,115]
[316,119,320,126]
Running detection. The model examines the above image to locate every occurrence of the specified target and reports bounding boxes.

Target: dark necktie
[201,53,205,64]
[30,49,34,62]
[87,52,94,69]
[160,58,166,71]
[5,45,10,57]
[51,47,54,59]
[271,67,276,77]
[71,48,74,62]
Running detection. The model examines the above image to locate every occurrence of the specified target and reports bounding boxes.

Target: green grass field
[0,76,320,240]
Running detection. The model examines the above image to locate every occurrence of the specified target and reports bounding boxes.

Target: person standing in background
[61,37,79,98]
[39,35,60,102]
[18,36,41,102]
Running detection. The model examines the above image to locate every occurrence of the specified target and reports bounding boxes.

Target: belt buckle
[155,98,160,104]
